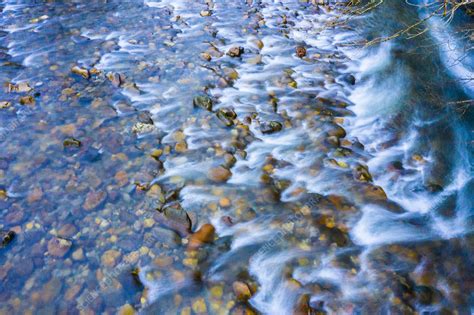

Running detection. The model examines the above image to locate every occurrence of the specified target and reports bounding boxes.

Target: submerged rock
[200,10,212,17]
[230,304,258,315]
[353,164,372,182]
[208,166,232,182]
[19,95,35,105]
[193,95,213,111]
[8,82,33,93]
[132,122,155,135]
[216,107,237,126]
[232,281,253,301]
[47,237,72,258]
[71,66,90,79]
[138,111,154,125]
[296,46,306,58]
[0,101,11,109]
[101,249,122,267]
[260,121,283,134]
[83,191,107,211]
[118,304,136,315]
[1,230,15,247]
[341,73,356,85]
[107,72,125,87]
[63,137,82,148]
[200,52,212,61]
[227,46,244,58]
[155,202,192,237]
[293,294,312,315]
[188,223,215,250]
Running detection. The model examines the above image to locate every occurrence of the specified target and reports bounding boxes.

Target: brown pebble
[188,223,215,250]
[19,96,35,105]
[65,284,83,301]
[207,166,232,182]
[221,216,234,226]
[227,46,244,58]
[293,293,311,315]
[83,191,107,211]
[101,249,121,267]
[296,46,306,58]
[200,52,212,61]
[47,237,72,258]
[219,197,231,208]
[71,66,90,79]
[57,223,78,238]
[232,281,252,301]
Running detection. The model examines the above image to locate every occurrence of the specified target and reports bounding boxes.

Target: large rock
[188,223,215,250]
[154,202,192,237]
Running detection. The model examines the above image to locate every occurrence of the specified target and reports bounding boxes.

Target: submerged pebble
[47,237,72,258]
[71,66,90,79]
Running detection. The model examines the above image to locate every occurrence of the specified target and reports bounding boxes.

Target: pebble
[144,218,155,228]
[0,101,11,109]
[71,66,90,79]
[296,46,307,58]
[132,122,155,135]
[65,284,83,301]
[115,171,129,187]
[192,298,207,313]
[227,46,244,57]
[293,294,311,315]
[210,285,223,298]
[1,230,15,247]
[83,191,107,211]
[118,304,136,315]
[193,95,213,111]
[13,82,33,93]
[0,189,7,200]
[101,249,122,267]
[57,223,78,238]
[200,52,212,61]
[253,39,264,50]
[188,223,215,250]
[107,72,125,87]
[200,10,212,17]
[47,237,72,258]
[19,96,35,105]
[72,248,84,261]
[219,197,231,208]
[175,141,188,153]
[207,166,232,182]
[63,137,81,148]
[232,281,252,301]
[260,121,283,134]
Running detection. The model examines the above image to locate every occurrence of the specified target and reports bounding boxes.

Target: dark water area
[0,0,472,314]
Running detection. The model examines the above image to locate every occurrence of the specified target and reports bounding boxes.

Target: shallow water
[0,0,472,314]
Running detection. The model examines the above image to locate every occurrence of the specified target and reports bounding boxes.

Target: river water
[0,0,472,314]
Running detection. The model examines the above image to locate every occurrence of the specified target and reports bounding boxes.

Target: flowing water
[0,0,472,314]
